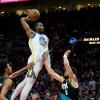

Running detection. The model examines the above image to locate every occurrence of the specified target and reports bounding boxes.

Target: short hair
[0,61,7,76]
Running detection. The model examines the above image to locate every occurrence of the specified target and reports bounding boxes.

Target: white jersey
[27,33,49,78]
[28,33,48,63]
[28,32,48,66]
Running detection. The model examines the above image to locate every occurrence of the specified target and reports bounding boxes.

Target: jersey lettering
[62,82,68,89]
[62,82,68,95]
[65,89,68,95]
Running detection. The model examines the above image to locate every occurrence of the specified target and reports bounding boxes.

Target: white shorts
[27,55,43,78]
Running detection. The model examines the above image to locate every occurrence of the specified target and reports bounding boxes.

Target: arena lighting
[63,7,66,10]
[1,11,5,14]
[83,37,99,42]
[58,6,61,9]
[91,5,94,7]
[97,42,100,44]
[89,42,95,44]
[0,0,30,3]
[88,4,91,6]
[89,41,100,44]
[76,5,81,11]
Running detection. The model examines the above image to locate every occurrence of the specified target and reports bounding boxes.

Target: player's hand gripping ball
[27,9,40,21]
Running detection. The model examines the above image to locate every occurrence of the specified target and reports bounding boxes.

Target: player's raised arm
[20,17,33,38]
[43,52,64,83]
[20,9,40,38]
[9,63,33,79]
[63,50,77,82]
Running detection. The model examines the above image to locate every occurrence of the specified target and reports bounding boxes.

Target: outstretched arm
[9,63,33,79]
[9,67,27,79]
[43,52,64,83]
[63,50,77,82]
[20,9,40,38]
[20,17,34,38]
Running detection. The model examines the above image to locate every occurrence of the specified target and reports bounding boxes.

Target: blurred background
[0,0,100,99]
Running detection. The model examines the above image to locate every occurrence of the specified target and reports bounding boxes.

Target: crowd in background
[0,7,100,99]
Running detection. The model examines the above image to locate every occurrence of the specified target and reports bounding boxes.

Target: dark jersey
[0,76,12,100]
[61,80,79,100]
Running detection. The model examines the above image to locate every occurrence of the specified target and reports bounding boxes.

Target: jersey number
[65,89,68,95]
[62,82,68,95]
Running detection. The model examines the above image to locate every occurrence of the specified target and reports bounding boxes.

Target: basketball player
[0,62,31,100]
[11,9,51,100]
[43,50,79,100]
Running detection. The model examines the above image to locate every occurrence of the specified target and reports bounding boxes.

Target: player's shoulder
[35,33,48,37]
[40,34,48,39]
[40,34,49,41]
[4,78,12,84]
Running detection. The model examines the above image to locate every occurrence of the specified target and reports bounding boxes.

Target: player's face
[36,23,44,33]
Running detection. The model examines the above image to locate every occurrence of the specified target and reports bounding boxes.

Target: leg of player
[11,77,27,100]
[20,77,36,100]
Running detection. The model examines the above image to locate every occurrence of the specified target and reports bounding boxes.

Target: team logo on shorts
[27,69,36,79]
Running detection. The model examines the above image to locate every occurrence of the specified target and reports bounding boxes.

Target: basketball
[27,9,40,21]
